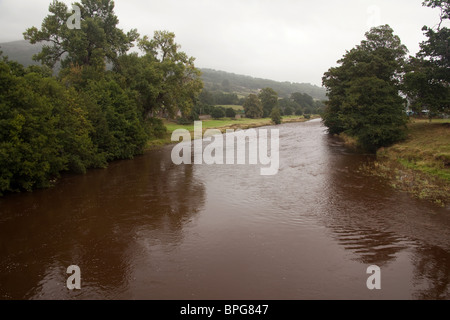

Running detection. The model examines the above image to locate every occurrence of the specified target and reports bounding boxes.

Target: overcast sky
[0,0,446,86]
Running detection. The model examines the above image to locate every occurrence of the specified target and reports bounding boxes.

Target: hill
[0,40,327,101]
[200,68,327,101]
[0,40,44,67]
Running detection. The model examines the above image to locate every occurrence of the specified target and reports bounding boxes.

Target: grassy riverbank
[145,115,318,149]
[361,119,450,207]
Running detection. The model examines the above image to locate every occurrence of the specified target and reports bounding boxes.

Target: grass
[337,132,359,149]
[360,118,450,207]
[145,115,318,149]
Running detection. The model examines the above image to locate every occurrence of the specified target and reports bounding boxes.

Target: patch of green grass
[379,119,450,181]
[164,118,271,134]
[164,116,318,134]
[363,119,450,206]
[146,116,316,150]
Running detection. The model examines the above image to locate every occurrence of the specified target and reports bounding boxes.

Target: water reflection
[322,131,450,298]
[0,148,205,299]
[1,120,449,300]
[412,245,450,300]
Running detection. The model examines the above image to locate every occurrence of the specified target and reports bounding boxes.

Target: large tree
[137,31,203,118]
[322,25,409,151]
[258,87,279,117]
[403,0,449,118]
[23,0,138,70]
[243,94,263,119]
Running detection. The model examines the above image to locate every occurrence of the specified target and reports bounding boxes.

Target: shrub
[147,117,167,139]
[270,108,282,125]
[225,108,237,118]
[211,107,226,119]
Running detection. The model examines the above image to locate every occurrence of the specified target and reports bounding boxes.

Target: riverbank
[145,115,319,150]
[360,119,450,207]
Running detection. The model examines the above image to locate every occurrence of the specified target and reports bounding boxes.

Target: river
[0,119,449,300]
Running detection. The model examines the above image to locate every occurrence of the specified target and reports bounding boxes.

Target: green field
[146,116,315,149]
[364,118,450,206]
[165,118,274,134]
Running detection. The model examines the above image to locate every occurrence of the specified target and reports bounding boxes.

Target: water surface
[1,119,449,300]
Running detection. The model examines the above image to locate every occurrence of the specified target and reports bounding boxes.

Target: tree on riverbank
[270,108,282,125]
[403,0,450,118]
[322,25,409,152]
[0,0,202,195]
[243,94,264,119]
[259,87,279,118]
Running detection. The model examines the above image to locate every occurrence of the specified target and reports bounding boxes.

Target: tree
[211,107,225,119]
[291,92,314,110]
[225,107,237,118]
[259,88,278,117]
[403,0,449,118]
[138,31,203,118]
[113,52,161,117]
[83,78,148,161]
[243,94,263,119]
[322,25,409,151]
[23,0,139,70]
[199,89,216,105]
[270,108,282,125]
[284,106,294,116]
[0,58,107,194]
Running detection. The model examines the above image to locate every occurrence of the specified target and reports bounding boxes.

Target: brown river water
[0,119,449,300]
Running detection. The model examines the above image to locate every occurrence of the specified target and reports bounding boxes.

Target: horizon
[0,0,448,86]
[0,39,326,88]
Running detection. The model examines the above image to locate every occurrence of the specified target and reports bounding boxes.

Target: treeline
[198,90,243,106]
[242,88,324,120]
[322,0,449,152]
[0,0,202,195]
[197,87,323,118]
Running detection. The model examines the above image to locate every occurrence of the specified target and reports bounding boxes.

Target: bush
[270,108,282,125]
[203,105,213,115]
[177,117,193,125]
[147,118,167,138]
[211,107,226,119]
[225,108,237,118]
[284,106,294,116]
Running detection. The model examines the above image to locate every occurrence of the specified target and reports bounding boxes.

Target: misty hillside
[0,40,327,100]
[201,68,327,101]
[0,40,44,67]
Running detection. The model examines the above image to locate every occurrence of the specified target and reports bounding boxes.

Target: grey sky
[0,0,446,86]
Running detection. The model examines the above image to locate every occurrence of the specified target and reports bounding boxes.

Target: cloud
[0,0,445,86]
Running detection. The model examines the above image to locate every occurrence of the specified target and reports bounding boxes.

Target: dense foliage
[270,108,282,125]
[403,0,450,118]
[322,1,449,152]
[322,25,409,152]
[259,88,279,118]
[0,0,202,195]
[243,94,264,119]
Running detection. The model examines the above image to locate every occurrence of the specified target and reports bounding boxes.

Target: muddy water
[0,119,449,300]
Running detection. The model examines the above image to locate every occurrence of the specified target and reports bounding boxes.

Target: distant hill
[0,40,43,67]
[200,68,327,101]
[0,40,327,101]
